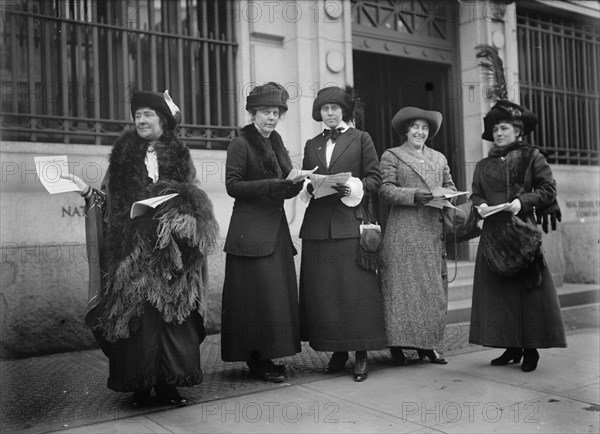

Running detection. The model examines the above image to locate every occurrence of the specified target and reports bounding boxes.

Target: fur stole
[90,130,219,342]
[488,141,539,200]
[240,124,293,178]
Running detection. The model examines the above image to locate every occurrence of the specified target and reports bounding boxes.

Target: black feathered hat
[475,44,538,141]
[131,90,181,130]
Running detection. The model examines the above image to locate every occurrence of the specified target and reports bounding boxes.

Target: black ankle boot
[390,347,407,365]
[491,348,523,366]
[521,349,539,372]
[416,349,447,364]
[353,351,368,382]
[324,351,349,374]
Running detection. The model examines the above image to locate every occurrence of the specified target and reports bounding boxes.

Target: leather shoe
[155,384,189,406]
[353,351,368,382]
[521,349,539,372]
[266,359,286,374]
[491,348,523,366]
[324,351,349,374]
[130,388,151,408]
[248,360,286,383]
[390,346,407,365]
[417,349,447,364]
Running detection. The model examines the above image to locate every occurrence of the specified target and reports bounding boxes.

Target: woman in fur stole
[468,99,566,372]
[298,86,387,382]
[64,90,219,407]
[221,82,303,383]
[468,45,566,373]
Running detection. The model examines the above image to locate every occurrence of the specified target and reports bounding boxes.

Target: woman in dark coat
[64,90,219,407]
[379,107,455,366]
[469,100,567,372]
[299,86,387,382]
[221,82,303,383]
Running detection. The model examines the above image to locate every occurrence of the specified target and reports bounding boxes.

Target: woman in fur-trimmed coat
[65,90,219,407]
[221,82,303,383]
[469,100,566,373]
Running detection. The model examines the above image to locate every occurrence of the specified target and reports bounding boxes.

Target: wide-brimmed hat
[391,107,443,139]
[312,86,355,122]
[246,82,289,113]
[482,100,537,141]
[131,90,181,130]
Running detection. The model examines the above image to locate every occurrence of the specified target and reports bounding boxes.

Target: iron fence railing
[517,7,599,166]
[1,0,238,149]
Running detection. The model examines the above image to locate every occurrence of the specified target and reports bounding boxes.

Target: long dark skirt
[469,217,567,349]
[220,222,301,362]
[92,302,206,392]
[299,238,387,352]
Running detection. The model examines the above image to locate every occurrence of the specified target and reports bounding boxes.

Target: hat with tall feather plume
[476,44,537,141]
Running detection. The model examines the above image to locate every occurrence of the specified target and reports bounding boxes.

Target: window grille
[517,7,599,165]
[351,0,452,41]
[0,0,238,149]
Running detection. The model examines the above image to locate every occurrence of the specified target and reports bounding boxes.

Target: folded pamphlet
[130,193,179,219]
[286,166,318,183]
[309,172,352,198]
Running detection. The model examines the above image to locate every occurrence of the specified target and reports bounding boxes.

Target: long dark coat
[299,128,387,351]
[221,124,302,362]
[379,144,455,350]
[469,143,567,348]
[84,130,219,392]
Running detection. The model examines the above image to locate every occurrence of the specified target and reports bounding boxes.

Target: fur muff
[239,124,293,179]
[89,130,219,342]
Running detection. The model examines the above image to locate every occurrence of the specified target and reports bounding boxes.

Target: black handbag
[357,192,383,272]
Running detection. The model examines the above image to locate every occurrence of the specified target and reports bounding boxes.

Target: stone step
[448,282,600,324]
[448,278,474,302]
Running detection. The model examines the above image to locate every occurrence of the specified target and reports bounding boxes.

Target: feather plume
[344,85,365,129]
[475,44,508,103]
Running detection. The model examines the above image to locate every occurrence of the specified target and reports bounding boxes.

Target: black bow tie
[323,128,344,143]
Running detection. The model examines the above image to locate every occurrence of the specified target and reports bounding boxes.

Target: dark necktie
[323,128,343,143]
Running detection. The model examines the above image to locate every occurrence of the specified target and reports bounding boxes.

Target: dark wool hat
[482,100,537,141]
[391,106,443,139]
[245,82,289,113]
[312,86,355,122]
[131,90,181,130]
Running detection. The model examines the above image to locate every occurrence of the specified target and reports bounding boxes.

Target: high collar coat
[299,128,381,240]
[223,124,300,257]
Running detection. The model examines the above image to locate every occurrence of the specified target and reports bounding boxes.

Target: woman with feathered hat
[298,86,386,382]
[468,45,566,372]
[220,82,303,383]
[379,106,455,366]
[63,90,219,406]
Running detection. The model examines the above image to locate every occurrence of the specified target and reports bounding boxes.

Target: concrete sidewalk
[2,326,598,433]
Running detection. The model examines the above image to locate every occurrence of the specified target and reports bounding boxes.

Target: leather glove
[536,201,562,233]
[269,179,293,193]
[414,189,433,205]
[285,181,304,198]
[331,182,350,198]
